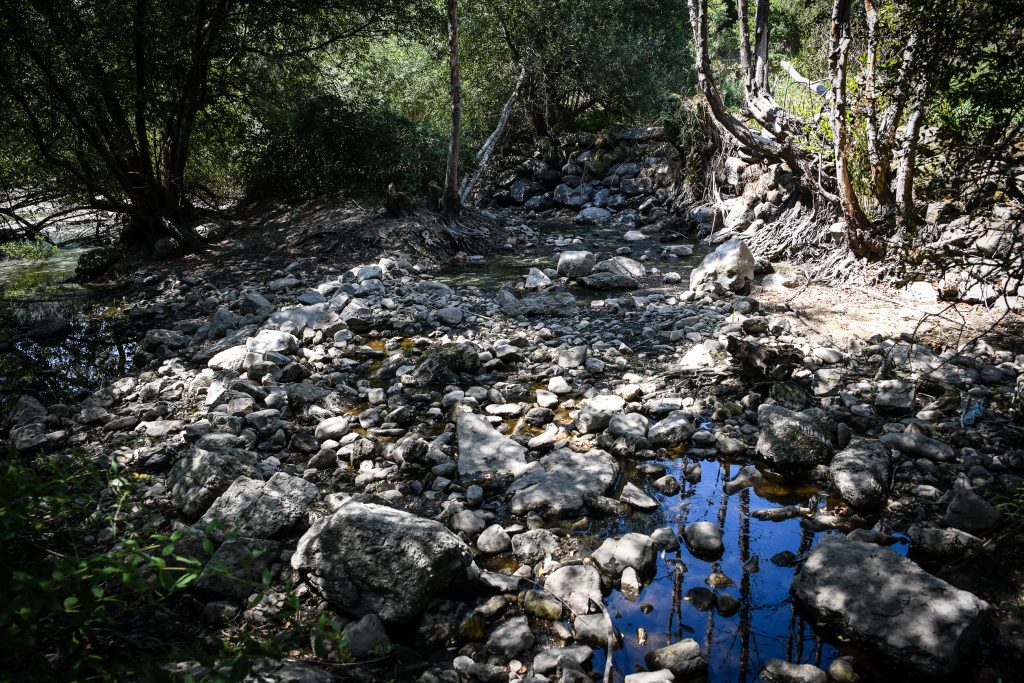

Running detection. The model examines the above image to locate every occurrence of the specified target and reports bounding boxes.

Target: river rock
[456,412,530,487]
[907,524,983,557]
[829,439,891,510]
[756,404,833,466]
[497,290,578,317]
[689,238,754,293]
[341,614,391,660]
[944,486,1002,534]
[511,528,559,564]
[759,659,827,683]
[643,639,707,679]
[167,447,262,519]
[557,251,597,278]
[197,472,318,539]
[576,394,627,433]
[291,502,473,623]
[476,524,511,554]
[580,271,637,289]
[682,521,724,560]
[246,329,298,355]
[488,615,535,656]
[592,533,656,581]
[619,482,659,511]
[544,564,602,614]
[648,411,695,446]
[508,447,619,517]
[879,432,954,462]
[406,343,480,387]
[790,536,989,676]
[874,380,917,416]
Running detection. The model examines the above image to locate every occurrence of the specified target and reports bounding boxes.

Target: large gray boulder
[557,251,597,278]
[406,343,480,387]
[829,439,891,510]
[689,238,754,293]
[756,404,834,466]
[791,536,989,676]
[456,413,530,487]
[197,472,319,538]
[508,448,619,518]
[291,502,473,623]
[168,447,262,519]
[544,564,602,614]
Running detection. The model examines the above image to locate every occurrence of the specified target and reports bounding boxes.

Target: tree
[0,0,433,254]
[442,0,462,219]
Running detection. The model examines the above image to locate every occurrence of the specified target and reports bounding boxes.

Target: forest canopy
[0,0,1021,254]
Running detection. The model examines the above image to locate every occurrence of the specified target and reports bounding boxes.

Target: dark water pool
[582,455,909,682]
[0,248,137,413]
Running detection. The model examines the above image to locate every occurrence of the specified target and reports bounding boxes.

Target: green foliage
[0,235,58,261]
[0,452,208,680]
[244,91,448,199]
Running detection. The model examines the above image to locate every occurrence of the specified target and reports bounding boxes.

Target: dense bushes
[244,93,448,200]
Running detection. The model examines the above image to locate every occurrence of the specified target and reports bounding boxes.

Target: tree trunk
[686,0,803,174]
[829,0,877,258]
[459,61,527,204]
[752,0,770,93]
[737,0,755,98]
[894,80,927,229]
[861,0,889,209]
[442,0,462,219]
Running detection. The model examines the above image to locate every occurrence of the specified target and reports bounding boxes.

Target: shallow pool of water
[0,248,137,413]
[436,223,709,294]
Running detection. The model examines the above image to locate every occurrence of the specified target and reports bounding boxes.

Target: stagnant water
[0,247,137,413]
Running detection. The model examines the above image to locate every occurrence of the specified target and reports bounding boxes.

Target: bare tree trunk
[829,0,877,257]
[862,0,888,210]
[442,0,462,219]
[686,0,803,174]
[894,80,927,228]
[737,0,755,98]
[459,61,527,204]
[753,0,770,93]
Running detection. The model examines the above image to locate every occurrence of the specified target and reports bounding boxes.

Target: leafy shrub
[0,452,210,680]
[0,235,58,261]
[244,92,447,200]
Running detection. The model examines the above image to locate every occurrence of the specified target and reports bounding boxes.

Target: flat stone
[544,564,602,614]
[879,432,954,462]
[457,413,530,488]
[508,448,619,518]
[197,472,319,539]
[619,482,659,511]
[759,659,827,683]
[790,536,989,676]
[944,487,1002,534]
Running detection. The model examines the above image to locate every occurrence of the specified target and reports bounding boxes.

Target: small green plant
[0,452,209,680]
[0,235,58,261]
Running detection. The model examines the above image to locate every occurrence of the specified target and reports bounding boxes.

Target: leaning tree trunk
[459,61,527,204]
[828,0,878,258]
[442,0,462,220]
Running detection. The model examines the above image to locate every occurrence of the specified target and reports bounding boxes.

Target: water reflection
[0,248,136,413]
[587,457,839,682]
